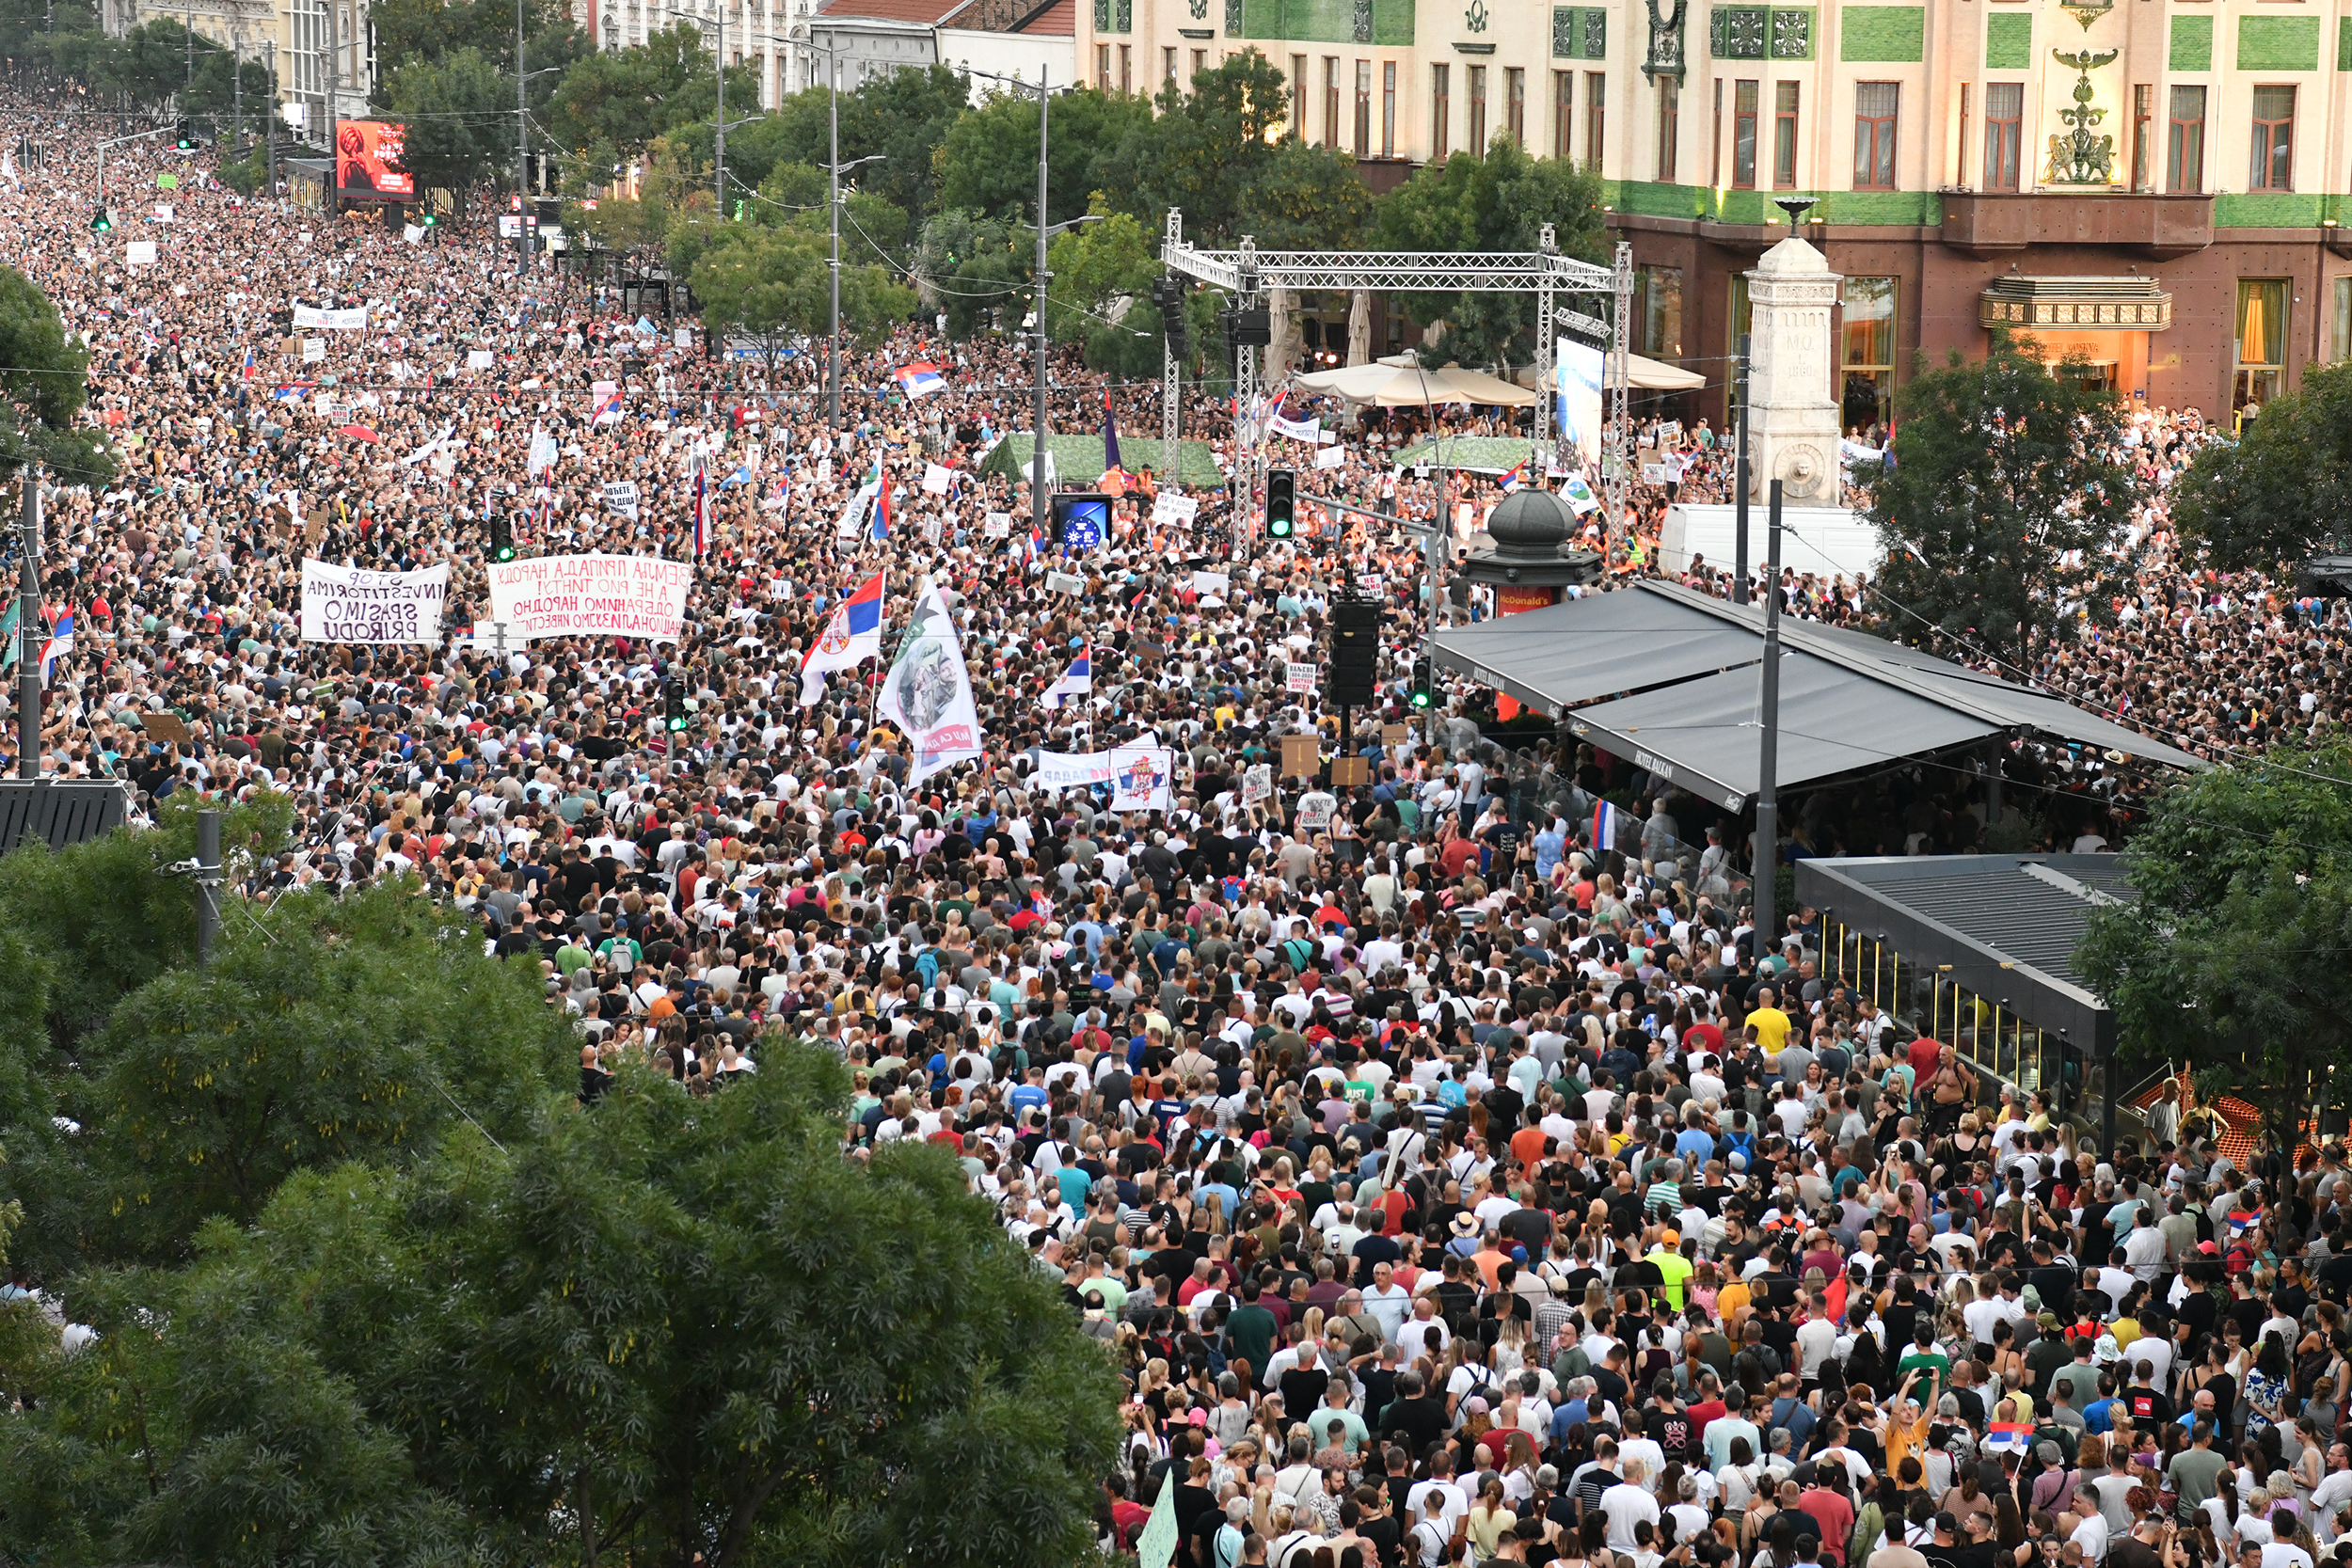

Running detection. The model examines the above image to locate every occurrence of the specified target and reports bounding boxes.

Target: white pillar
[1742,235,1844,507]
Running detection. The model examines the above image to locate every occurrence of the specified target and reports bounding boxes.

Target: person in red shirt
[1796,1471,1857,1566]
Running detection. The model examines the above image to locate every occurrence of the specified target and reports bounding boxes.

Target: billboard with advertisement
[336,119,413,198]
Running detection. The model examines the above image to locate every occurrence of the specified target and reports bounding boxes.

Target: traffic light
[89,204,111,233]
[664,678,690,733]
[421,211,437,227]
[1408,658,1436,710]
[489,512,515,562]
[1265,467,1295,539]
[173,119,194,151]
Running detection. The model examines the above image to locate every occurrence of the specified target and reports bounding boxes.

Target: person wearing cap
[1648,1227,1694,1310]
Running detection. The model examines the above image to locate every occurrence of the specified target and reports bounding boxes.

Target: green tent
[979,434,1227,487]
[1389,436,1537,474]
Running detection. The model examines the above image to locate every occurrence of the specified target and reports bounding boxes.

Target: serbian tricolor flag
[1042,644,1091,711]
[1980,1424,2035,1458]
[1499,461,1527,494]
[798,571,886,706]
[895,362,946,400]
[240,346,255,381]
[37,612,72,685]
[868,456,892,542]
[1592,800,1631,854]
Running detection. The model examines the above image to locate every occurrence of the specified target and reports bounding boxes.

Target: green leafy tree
[932,84,1154,231]
[0,264,111,485]
[381,47,515,212]
[916,208,1029,341]
[368,0,584,89]
[1372,138,1607,369]
[545,25,714,152]
[1,1049,1125,1568]
[1114,52,1370,246]
[2076,740,2352,1138]
[1042,201,1166,376]
[691,223,829,373]
[2172,358,2352,571]
[1866,333,2142,674]
[748,65,970,245]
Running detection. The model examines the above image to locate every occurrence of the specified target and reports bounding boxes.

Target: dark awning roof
[1432,580,2204,811]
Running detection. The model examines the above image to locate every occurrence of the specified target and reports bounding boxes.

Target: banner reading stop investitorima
[299,558,448,644]
[485,553,693,643]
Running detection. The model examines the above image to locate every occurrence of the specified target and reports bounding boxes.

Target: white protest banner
[299,559,448,645]
[465,349,495,370]
[601,481,640,519]
[301,338,326,363]
[403,223,425,245]
[1270,413,1322,443]
[485,552,694,643]
[1033,750,1119,791]
[1285,661,1318,694]
[879,580,985,784]
[294,304,367,331]
[1641,463,1666,485]
[1241,762,1275,807]
[1191,570,1230,596]
[921,462,954,496]
[673,327,692,349]
[1044,569,1087,595]
[982,513,1011,539]
[124,240,157,265]
[1109,745,1173,814]
[151,202,173,223]
[1152,492,1200,527]
[1313,444,1346,469]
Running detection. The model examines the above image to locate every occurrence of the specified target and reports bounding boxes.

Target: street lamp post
[668,6,757,222]
[766,29,878,430]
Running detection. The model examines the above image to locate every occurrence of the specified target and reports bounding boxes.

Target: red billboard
[336,119,413,198]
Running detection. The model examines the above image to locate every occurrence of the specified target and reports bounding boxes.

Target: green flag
[0,600,20,670]
[1135,1472,1181,1568]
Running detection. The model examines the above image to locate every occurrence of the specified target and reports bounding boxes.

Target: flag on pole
[1041,644,1091,711]
[1979,1423,2035,1459]
[1498,461,1527,494]
[798,571,887,706]
[527,426,559,476]
[894,361,946,400]
[1135,1472,1182,1568]
[591,382,624,424]
[0,601,20,670]
[1591,799,1630,854]
[869,455,892,542]
[38,612,72,685]
[690,447,710,557]
[240,346,255,381]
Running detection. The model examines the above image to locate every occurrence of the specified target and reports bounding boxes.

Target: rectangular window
[1166,46,1178,84]
[1096,44,1111,90]
[1384,61,1397,157]
[1506,67,1525,148]
[2167,84,2205,194]
[1325,57,1341,148]
[2249,85,2294,192]
[1852,81,1898,190]
[1119,43,1131,94]
[1774,81,1799,187]
[1586,71,1605,168]
[1433,63,1451,158]
[2235,279,2288,420]
[1957,82,1970,186]
[2337,277,2352,365]
[1660,77,1679,180]
[1733,79,1758,188]
[1982,82,2022,192]
[1840,277,1897,436]
[1710,78,1723,188]
[2131,83,2152,192]
[1636,266,1684,358]
[1469,64,1487,153]
[1555,71,1573,159]
[1356,59,1372,156]
[1293,54,1308,133]
[1192,48,1206,81]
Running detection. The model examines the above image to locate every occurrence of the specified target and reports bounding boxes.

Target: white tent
[1290,360,1537,407]
[1522,355,1707,393]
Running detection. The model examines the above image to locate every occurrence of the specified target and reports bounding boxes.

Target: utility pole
[264,40,278,196]
[1752,477,1785,972]
[1029,69,1050,550]
[325,0,339,214]
[714,0,727,217]
[16,469,40,781]
[516,0,531,270]
[195,808,221,964]
[827,44,840,426]
[1732,332,1751,605]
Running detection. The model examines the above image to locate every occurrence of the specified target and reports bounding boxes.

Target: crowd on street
[8,92,2352,1568]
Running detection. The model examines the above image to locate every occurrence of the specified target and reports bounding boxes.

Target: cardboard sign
[1044,570,1087,595]
[142,710,193,744]
[1152,492,1200,526]
[1279,734,1319,780]
[1380,723,1412,746]
[1330,756,1370,786]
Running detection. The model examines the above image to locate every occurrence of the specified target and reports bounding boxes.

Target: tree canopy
[0,803,1122,1568]
[0,264,110,484]
[1866,333,2142,675]
[2171,358,2352,572]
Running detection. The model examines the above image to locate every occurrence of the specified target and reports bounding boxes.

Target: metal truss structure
[1159,208,1639,546]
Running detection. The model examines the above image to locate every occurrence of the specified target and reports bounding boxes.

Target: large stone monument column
[1744,228,1844,506]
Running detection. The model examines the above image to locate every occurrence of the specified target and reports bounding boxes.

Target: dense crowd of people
[9,93,2352,1568]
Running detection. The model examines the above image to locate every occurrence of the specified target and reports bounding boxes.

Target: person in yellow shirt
[1747,986,1794,1055]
